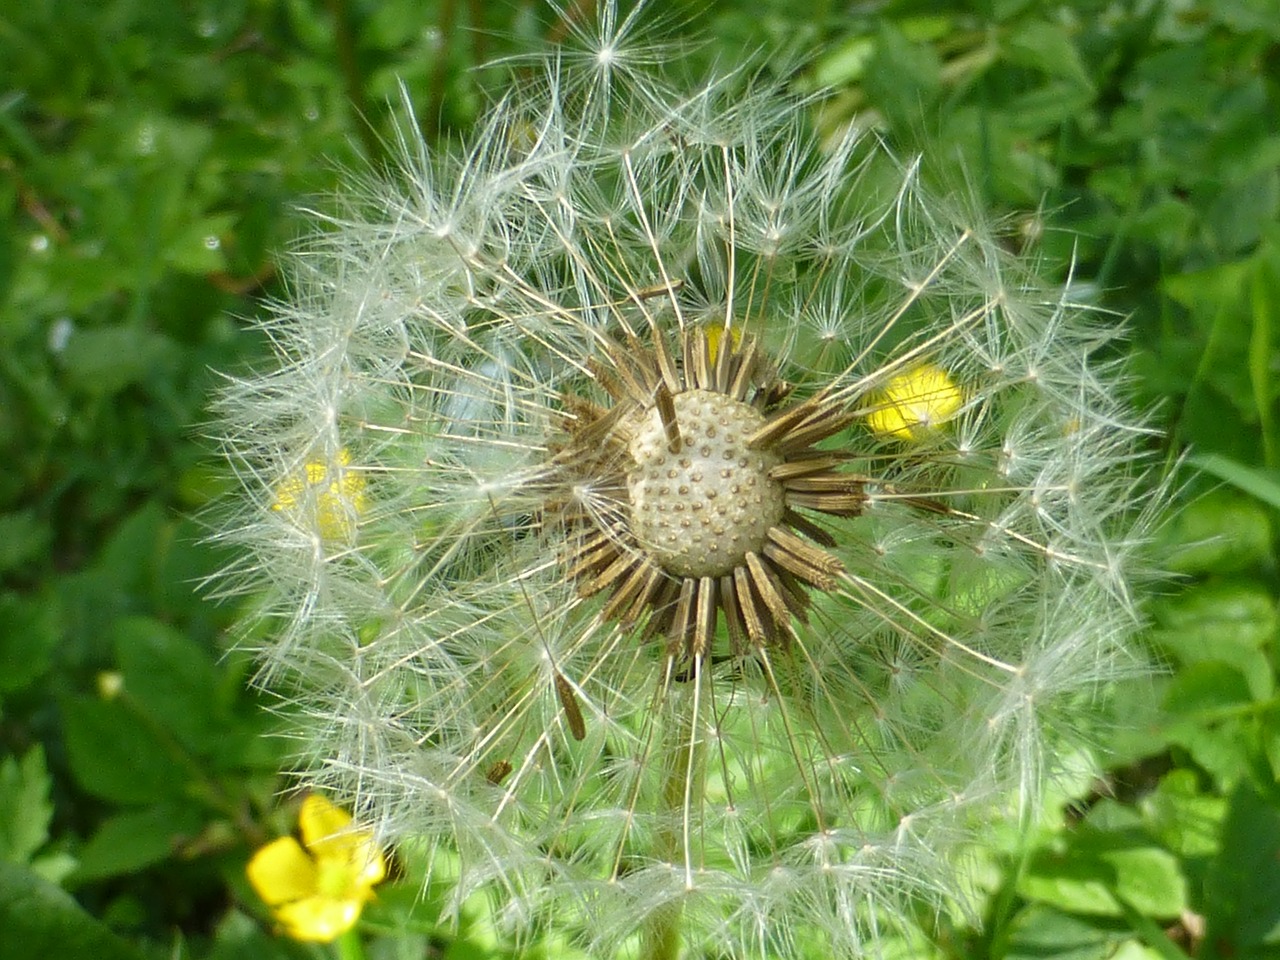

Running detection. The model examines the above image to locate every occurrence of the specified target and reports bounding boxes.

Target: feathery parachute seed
[211,5,1164,958]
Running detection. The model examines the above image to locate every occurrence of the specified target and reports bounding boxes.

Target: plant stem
[425,0,458,141]
[645,902,684,960]
[335,927,366,960]
[327,0,381,163]
[641,671,706,960]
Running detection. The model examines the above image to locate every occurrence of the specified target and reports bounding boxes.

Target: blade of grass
[1250,249,1277,469]
[1191,453,1280,511]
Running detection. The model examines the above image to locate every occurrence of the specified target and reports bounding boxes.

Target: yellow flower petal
[246,837,318,908]
[248,795,386,943]
[298,794,354,849]
[274,896,364,943]
[866,363,963,440]
[350,837,388,887]
[300,794,387,886]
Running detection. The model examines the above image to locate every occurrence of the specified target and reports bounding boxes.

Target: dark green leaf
[0,861,144,960]
[864,23,943,129]
[0,511,52,576]
[58,326,179,396]
[0,746,53,866]
[1158,489,1275,575]
[1161,661,1254,717]
[73,804,205,881]
[999,904,1126,960]
[1204,784,1280,957]
[0,590,61,693]
[113,616,222,751]
[1001,21,1092,88]
[61,695,189,805]
[205,910,303,960]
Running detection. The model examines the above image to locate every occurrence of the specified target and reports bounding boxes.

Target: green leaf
[0,746,53,865]
[73,803,205,881]
[1156,663,1257,787]
[1161,661,1254,717]
[1017,849,1123,916]
[864,23,942,128]
[1101,847,1187,919]
[1109,903,1191,960]
[1204,784,1280,957]
[1018,841,1187,919]
[1001,20,1092,88]
[113,616,222,751]
[999,904,1125,960]
[1249,247,1276,467]
[1000,81,1096,136]
[811,34,877,88]
[1164,720,1254,791]
[0,589,61,694]
[1153,581,1278,701]
[1132,197,1197,255]
[58,326,178,396]
[93,501,166,597]
[163,212,236,275]
[1139,769,1227,859]
[0,861,144,960]
[0,511,52,576]
[1158,489,1274,575]
[1191,453,1280,512]
[205,910,301,960]
[1206,0,1280,36]
[61,695,188,805]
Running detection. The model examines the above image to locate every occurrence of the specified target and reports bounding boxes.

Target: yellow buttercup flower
[246,794,386,943]
[272,448,367,540]
[866,363,963,440]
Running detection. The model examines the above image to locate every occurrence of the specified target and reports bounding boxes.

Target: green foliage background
[1,1,1278,957]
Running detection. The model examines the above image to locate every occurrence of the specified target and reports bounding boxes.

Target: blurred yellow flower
[704,322,741,364]
[246,794,386,943]
[272,448,367,540]
[866,363,963,440]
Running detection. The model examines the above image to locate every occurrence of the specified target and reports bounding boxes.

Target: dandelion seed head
[210,3,1167,956]
[626,390,785,578]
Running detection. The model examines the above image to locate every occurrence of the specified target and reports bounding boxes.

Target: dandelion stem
[645,903,684,960]
[642,663,705,960]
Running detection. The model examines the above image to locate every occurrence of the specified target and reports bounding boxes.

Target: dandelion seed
[212,4,1165,958]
